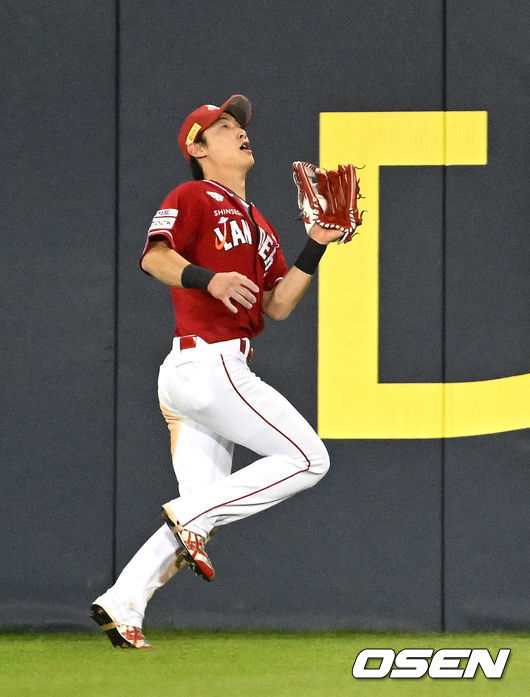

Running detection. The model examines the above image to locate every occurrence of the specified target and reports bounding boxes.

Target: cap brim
[220,94,253,128]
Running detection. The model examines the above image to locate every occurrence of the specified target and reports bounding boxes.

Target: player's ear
[187,140,207,159]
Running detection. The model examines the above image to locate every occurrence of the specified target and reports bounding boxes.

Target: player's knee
[308,438,330,479]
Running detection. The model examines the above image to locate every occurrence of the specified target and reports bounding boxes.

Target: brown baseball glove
[292,161,364,243]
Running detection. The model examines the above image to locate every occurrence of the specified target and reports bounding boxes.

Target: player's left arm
[261,224,336,321]
[264,160,364,321]
[262,266,312,321]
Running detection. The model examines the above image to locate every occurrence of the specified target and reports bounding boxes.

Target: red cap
[177,94,253,160]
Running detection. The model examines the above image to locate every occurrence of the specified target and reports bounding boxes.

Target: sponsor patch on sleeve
[148,208,178,233]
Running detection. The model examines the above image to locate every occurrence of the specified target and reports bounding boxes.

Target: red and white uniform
[141,179,289,342]
[95,180,329,628]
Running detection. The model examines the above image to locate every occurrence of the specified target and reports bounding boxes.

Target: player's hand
[308,223,344,245]
[207,272,259,314]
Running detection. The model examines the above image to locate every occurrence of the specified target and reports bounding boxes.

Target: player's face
[200,113,254,172]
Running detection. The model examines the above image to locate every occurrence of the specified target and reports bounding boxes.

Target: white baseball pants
[96,336,329,626]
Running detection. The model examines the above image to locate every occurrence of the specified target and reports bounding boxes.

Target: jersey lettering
[214,208,243,217]
[213,218,232,251]
[257,226,277,271]
[230,220,247,247]
[213,218,253,251]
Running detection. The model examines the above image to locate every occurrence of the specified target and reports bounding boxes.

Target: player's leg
[160,349,329,544]
[90,523,183,647]
[91,415,233,638]
[160,401,234,497]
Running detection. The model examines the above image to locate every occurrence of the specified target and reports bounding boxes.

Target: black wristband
[293,237,327,275]
[181,264,216,290]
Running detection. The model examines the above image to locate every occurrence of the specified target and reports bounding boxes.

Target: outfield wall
[2,0,528,632]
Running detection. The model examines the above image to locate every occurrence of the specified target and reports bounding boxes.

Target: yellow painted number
[319,111,529,438]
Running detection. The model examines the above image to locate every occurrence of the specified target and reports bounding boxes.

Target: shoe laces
[123,626,146,644]
[186,531,205,554]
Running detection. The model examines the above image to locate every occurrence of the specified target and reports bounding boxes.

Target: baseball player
[90,94,348,648]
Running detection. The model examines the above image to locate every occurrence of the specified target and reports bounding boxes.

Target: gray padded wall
[1,2,117,626]
[1,0,528,632]
[444,0,530,631]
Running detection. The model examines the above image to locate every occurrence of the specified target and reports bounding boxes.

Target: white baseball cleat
[161,504,215,581]
[90,603,153,649]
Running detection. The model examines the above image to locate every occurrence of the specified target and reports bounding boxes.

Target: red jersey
[141,179,289,343]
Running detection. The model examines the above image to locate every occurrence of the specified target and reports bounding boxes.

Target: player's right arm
[140,239,190,286]
[141,240,258,313]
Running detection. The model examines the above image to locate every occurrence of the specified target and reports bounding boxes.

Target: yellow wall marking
[319,111,529,438]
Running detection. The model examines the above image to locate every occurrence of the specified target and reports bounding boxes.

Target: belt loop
[179,335,197,350]
[239,337,250,359]
[240,337,253,362]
